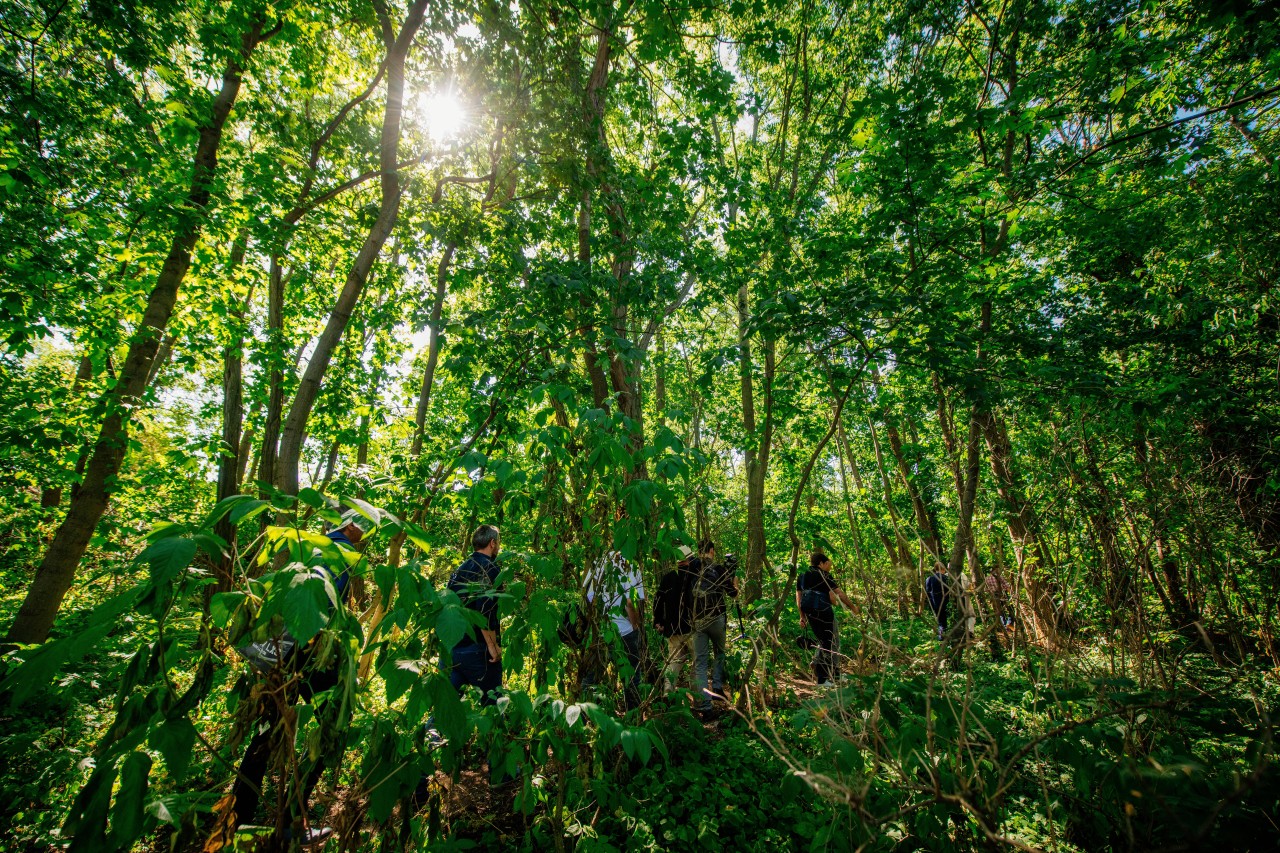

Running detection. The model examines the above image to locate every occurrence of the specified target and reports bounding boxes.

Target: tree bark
[214,229,251,592]
[275,0,429,496]
[256,254,286,495]
[743,334,775,602]
[1134,427,1198,630]
[7,18,271,643]
[978,406,1065,644]
[411,241,457,458]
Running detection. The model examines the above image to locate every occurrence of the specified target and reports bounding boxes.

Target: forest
[1,0,1279,849]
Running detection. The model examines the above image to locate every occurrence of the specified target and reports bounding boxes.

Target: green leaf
[435,601,470,651]
[229,499,270,525]
[297,487,324,508]
[149,717,196,777]
[280,574,329,643]
[427,673,468,744]
[108,751,152,848]
[382,658,424,705]
[200,494,255,530]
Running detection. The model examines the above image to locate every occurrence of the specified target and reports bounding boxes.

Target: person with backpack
[227,507,373,845]
[444,524,505,703]
[925,562,956,643]
[653,544,695,694]
[689,539,736,716]
[583,547,647,710]
[796,551,858,686]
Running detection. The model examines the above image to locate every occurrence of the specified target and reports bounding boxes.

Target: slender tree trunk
[577,197,610,409]
[214,230,251,591]
[883,417,944,565]
[411,241,457,458]
[743,337,775,601]
[7,18,271,643]
[146,333,175,388]
[837,419,905,576]
[867,416,922,609]
[257,254,286,495]
[978,406,1065,644]
[1134,427,1198,630]
[654,327,666,431]
[276,0,429,496]
[237,399,261,487]
[318,440,341,493]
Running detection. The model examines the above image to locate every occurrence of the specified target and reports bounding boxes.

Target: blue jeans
[692,614,726,709]
[447,642,502,705]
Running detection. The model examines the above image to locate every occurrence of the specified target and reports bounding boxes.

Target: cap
[677,544,694,560]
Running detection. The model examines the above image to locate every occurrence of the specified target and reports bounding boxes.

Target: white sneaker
[300,826,334,847]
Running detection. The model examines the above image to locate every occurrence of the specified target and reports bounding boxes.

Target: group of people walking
[224,515,991,842]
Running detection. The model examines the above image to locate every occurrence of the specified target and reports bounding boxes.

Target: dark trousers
[621,630,642,711]
[809,610,838,684]
[231,663,341,826]
[579,627,643,710]
[448,642,502,705]
[932,605,949,641]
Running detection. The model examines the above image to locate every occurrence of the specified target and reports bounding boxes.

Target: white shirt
[585,551,645,636]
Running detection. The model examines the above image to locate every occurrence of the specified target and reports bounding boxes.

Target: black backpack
[799,573,832,614]
[653,570,688,637]
[691,560,723,603]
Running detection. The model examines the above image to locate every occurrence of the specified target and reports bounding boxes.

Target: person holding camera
[689,540,737,716]
[796,551,857,686]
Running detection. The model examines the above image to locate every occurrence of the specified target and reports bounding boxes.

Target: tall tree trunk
[883,416,944,566]
[214,230,251,591]
[743,331,775,602]
[411,241,457,458]
[978,406,1065,644]
[275,0,429,496]
[1134,427,1198,630]
[7,18,271,644]
[257,254,286,495]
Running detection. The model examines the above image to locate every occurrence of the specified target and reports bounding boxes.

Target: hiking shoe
[282,826,333,847]
[304,826,334,847]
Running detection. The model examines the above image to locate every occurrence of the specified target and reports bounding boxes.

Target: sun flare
[421,92,466,143]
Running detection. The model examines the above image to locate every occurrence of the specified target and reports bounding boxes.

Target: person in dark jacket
[654,545,695,694]
[444,524,504,704]
[796,551,858,686]
[228,508,372,844]
[925,563,952,642]
[689,540,737,713]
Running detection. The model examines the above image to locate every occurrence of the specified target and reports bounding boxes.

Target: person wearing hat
[227,506,375,843]
[654,544,696,694]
